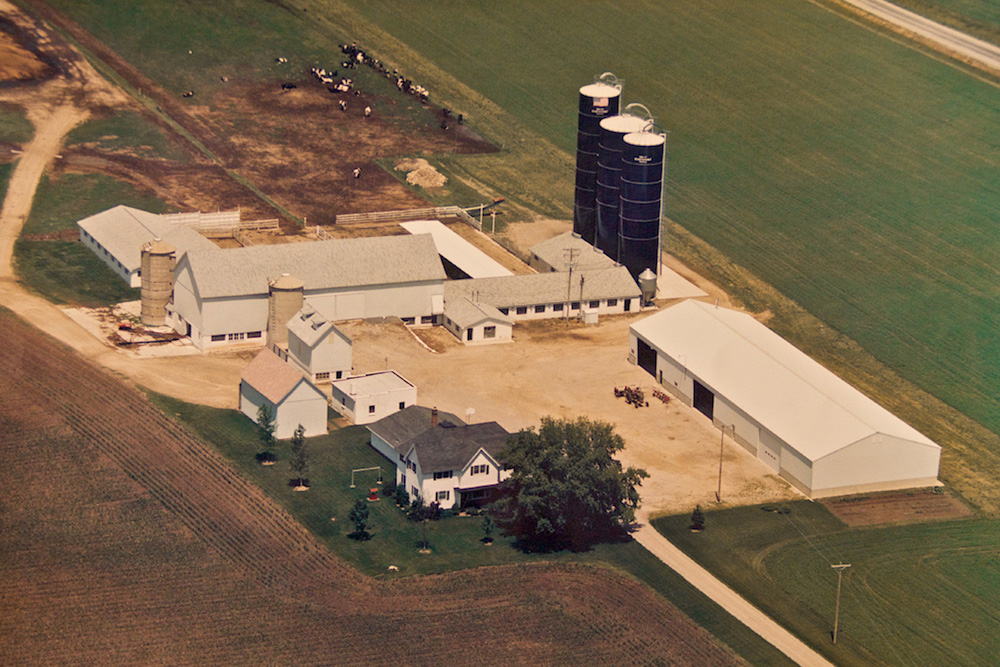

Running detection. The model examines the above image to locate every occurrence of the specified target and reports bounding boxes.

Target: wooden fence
[335,205,482,230]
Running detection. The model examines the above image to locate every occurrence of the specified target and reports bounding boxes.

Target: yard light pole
[831,563,851,644]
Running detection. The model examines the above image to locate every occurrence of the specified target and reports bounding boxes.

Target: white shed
[239,348,328,438]
[629,300,941,498]
[443,297,513,345]
[330,370,417,425]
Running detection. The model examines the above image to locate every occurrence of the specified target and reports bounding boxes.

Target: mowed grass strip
[654,504,1000,666]
[0,104,33,144]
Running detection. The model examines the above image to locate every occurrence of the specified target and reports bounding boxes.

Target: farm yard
[3,0,1000,663]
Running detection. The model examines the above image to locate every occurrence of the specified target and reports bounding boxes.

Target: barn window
[399,401,406,410]
[499,308,509,315]
[211,334,226,342]
[589,300,600,309]
[516,306,528,315]
[570,302,580,310]
[316,372,330,380]
[368,405,376,414]
[553,303,564,312]
[484,326,496,339]
[247,331,262,339]
[421,315,435,324]
[335,371,343,379]
[534,305,545,313]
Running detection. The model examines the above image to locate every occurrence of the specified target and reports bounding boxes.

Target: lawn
[654,504,1000,666]
[144,391,792,665]
[0,104,33,144]
[14,173,168,306]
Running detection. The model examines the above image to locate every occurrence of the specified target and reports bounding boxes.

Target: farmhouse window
[471,464,490,475]
[433,471,453,480]
[436,491,450,502]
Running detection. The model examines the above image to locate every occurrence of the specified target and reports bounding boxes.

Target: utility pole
[563,248,579,319]
[831,563,851,644]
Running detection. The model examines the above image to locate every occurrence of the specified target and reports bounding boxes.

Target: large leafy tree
[491,416,648,551]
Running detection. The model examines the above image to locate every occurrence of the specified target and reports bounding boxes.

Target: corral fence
[164,209,280,238]
[315,226,334,241]
[335,205,482,230]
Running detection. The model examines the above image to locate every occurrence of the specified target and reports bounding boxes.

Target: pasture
[654,503,1000,666]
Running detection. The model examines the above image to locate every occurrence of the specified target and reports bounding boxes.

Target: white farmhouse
[629,300,942,498]
[170,234,446,348]
[239,348,328,438]
[284,302,353,383]
[367,406,511,508]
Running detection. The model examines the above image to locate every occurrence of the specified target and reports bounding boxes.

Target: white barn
[629,300,941,498]
[77,205,219,287]
[239,348,328,438]
[442,297,513,345]
[170,234,446,348]
[330,370,417,425]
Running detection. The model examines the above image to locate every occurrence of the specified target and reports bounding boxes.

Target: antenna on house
[465,407,475,424]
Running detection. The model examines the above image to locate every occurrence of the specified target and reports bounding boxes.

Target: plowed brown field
[0,308,743,665]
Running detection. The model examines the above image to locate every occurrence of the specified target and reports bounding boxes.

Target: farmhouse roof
[409,422,510,473]
[180,234,446,299]
[529,231,617,272]
[241,348,307,404]
[444,266,640,310]
[630,300,941,461]
[77,205,218,272]
[444,297,512,329]
[367,405,464,453]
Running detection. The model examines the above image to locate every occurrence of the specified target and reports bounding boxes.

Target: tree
[690,505,706,531]
[348,499,370,540]
[481,512,495,544]
[256,403,276,463]
[490,416,649,551]
[289,424,308,488]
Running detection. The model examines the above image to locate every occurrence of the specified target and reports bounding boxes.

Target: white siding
[715,398,760,454]
[811,434,941,496]
[274,381,328,438]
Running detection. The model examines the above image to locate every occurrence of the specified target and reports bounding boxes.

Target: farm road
[634,510,834,667]
[837,0,1000,72]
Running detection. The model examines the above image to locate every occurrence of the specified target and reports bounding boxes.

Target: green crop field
[655,504,1000,665]
[888,0,1000,44]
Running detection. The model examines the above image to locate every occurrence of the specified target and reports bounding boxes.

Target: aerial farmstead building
[442,297,513,345]
[367,406,511,508]
[239,348,329,438]
[169,234,446,348]
[329,370,417,425]
[282,302,353,383]
[528,231,617,274]
[444,265,641,322]
[77,205,219,287]
[629,300,942,498]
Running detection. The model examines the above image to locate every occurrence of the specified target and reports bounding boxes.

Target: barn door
[637,339,656,377]
[693,380,714,421]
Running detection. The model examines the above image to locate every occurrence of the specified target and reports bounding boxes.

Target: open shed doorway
[693,380,715,421]
[637,339,657,377]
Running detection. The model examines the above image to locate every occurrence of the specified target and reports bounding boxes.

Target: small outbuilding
[239,348,328,438]
[442,297,513,345]
[284,302,353,382]
[330,370,417,425]
[629,300,941,498]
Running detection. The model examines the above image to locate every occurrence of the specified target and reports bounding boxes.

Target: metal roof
[331,370,414,397]
[444,297,512,329]
[241,348,310,404]
[285,301,350,348]
[400,220,512,279]
[529,231,617,272]
[631,300,940,461]
[180,234,446,299]
[77,205,219,272]
[445,265,640,310]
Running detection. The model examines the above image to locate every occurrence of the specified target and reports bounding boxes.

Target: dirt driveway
[340,315,801,517]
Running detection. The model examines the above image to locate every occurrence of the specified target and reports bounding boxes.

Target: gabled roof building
[239,348,328,438]
[630,300,941,498]
[368,406,512,508]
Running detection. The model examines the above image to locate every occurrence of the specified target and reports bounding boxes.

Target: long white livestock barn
[630,300,941,498]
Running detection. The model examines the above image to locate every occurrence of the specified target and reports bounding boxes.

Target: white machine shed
[630,300,941,498]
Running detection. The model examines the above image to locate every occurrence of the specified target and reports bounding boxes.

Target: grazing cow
[364,106,371,117]
[339,100,347,111]
[281,83,297,92]
[220,76,229,83]
[353,167,361,179]
[182,90,194,98]
[457,113,464,125]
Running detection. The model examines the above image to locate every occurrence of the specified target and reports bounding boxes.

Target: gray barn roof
[181,234,446,299]
[286,301,350,348]
[444,296,512,329]
[444,266,640,309]
[529,231,617,271]
[77,205,219,272]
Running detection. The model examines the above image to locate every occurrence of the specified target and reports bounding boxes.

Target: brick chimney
[431,407,438,427]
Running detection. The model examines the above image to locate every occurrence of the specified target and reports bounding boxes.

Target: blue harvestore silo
[574,76,622,245]
[618,129,666,283]
[595,113,648,260]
